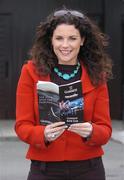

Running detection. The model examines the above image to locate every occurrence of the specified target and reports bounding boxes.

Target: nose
[62,39,69,48]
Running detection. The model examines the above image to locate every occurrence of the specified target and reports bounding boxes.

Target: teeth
[60,50,71,55]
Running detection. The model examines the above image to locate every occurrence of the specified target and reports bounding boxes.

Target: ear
[81,37,85,46]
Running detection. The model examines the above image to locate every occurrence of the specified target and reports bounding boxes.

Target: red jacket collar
[27,60,95,94]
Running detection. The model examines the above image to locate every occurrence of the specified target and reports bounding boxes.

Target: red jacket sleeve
[15,64,47,149]
[85,84,112,146]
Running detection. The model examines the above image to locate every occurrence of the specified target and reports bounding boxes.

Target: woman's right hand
[44,122,67,142]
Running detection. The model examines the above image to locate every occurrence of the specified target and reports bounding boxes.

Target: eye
[55,36,63,40]
[69,37,77,40]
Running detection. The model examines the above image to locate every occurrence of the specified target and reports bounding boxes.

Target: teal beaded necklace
[54,62,80,80]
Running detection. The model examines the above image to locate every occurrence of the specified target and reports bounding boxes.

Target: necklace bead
[54,62,80,80]
[63,74,70,80]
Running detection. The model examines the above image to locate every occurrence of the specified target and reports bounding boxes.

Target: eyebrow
[54,35,80,37]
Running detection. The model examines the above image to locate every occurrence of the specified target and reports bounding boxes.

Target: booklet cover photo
[37,80,84,126]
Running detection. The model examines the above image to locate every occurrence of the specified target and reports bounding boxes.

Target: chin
[58,57,74,64]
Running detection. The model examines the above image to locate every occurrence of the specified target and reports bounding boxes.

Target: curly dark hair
[29,8,113,86]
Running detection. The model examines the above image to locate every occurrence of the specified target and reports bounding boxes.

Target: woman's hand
[44,122,67,142]
[68,122,93,138]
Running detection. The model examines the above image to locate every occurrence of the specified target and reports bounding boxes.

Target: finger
[68,125,91,132]
[54,129,65,137]
[48,121,65,128]
[50,125,68,133]
[69,123,83,127]
[68,126,91,131]
[69,122,91,128]
[58,129,65,136]
[47,129,65,141]
[44,124,67,139]
[68,125,83,131]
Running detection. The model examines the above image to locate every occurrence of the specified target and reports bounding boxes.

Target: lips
[60,50,71,55]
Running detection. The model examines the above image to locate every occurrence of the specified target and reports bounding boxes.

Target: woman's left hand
[68,122,93,138]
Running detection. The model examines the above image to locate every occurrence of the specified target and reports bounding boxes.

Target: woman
[15,8,113,180]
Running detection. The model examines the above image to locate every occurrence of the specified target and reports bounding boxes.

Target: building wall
[0,0,123,120]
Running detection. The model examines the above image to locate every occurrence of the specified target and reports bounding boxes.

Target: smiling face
[52,24,84,65]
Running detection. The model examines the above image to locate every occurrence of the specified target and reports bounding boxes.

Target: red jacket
[15,60,112,161]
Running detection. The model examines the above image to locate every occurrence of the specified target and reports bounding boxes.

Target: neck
[58,60,78,66]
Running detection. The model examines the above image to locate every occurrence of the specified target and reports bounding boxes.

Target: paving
[0,119,124,144]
